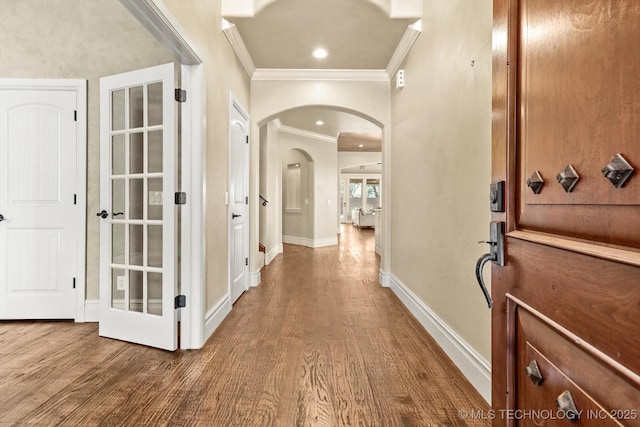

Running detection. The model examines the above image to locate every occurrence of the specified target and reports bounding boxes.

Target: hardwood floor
[0,225,489,426]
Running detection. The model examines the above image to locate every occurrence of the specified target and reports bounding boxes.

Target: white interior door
[229,98,249,304]
[99,63,177,350]
[0,85,79,319]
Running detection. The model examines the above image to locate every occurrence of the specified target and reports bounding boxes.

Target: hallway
[0,226,489,426]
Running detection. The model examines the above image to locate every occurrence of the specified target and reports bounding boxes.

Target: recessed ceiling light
[312,48,328,59]
[315,120,324,126]
[358,144,364,148]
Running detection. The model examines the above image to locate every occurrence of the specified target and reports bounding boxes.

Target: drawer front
[510,297,640,427]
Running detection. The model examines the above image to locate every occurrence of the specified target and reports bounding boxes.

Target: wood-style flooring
[0,225,490,426]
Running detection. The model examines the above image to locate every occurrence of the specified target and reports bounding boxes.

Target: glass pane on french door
[110,83,164,316]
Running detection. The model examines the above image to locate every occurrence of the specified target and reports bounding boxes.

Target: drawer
[511,299,640,426]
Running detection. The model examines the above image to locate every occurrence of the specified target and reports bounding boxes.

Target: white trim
[282,235,338,248]
[84,300,100,322]
[249,269,261,287]
[204,294,232,342]
[389,274,491,403]
[282,235,312,247]
[277,124,337,144]
[252,69,390,82]
[378,270,390,287]
[265,244,283,265]
[119,0,202,64]
[386,20,422,78]
[179,64,206,349]
[0,78,88,322]
[222,19,256,78]
[312,237,339,248]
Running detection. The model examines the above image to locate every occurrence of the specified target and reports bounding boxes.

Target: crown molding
[277,123,337,144]
[222,19,256,78]
[120,0,202,65]
[386,19,422,78]
[252,69,390,82]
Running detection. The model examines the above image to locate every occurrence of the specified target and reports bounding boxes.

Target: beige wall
[390,0,493,360]
[0,0,174,300]
[250,79,390,273]
[163,0,251,310]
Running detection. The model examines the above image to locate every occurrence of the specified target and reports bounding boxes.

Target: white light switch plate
[149,191,163,205]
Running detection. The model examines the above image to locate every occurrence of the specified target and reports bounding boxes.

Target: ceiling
[224,0,422,153]
[230,0,415,69]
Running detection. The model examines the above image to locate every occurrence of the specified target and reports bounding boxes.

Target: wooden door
[492,1,640,425]
[0,85,79,319]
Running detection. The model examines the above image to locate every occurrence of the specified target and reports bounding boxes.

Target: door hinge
[245,196,248,204]
[175,89,187,103]
[73,278,76,289]
[174,295,186,309]
[245,258,248,266]
[74,110,77,121]
[175,192,187,205]
[73,194,77,205]
[245,135,249,144]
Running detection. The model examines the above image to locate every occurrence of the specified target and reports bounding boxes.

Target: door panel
[99,63,176,351]
[492,0,640,424]
[229,100,249,304]
[0,89,77,319]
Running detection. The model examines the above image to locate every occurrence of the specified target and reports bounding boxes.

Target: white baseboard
[282,235,338,248]
[249,269,261,287]
[265,244,282,265]
[84,299,99,322]
[282,235,312,247]
[204,294,231,343]
[312,236,338,248]
[389,274,491,404]
[378,270,390,287]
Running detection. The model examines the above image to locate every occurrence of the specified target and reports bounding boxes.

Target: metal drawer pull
[556,390,580,420]
[527,170,544,194]
[525,359,543,385]
[601,153,634,188]
[556,164,580,193]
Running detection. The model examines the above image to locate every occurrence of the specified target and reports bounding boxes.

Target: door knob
[232,213,241,219]
[474,221,505,309]
[0,214,5,222]
[96,210,109,219]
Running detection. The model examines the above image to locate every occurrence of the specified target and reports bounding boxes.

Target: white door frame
[0,78,87,322]
[120,0,205,349]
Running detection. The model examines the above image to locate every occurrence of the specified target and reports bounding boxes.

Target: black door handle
[232,213,241,219]
[474,221,505,309]
[475,253,495,308]
[0,214,4,222]
[96,210,109,219]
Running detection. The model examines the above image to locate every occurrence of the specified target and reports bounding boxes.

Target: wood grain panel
[519,0,640,206]
[503,237,640,376]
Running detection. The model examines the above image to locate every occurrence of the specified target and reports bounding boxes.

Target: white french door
[0,84,81,319]
[99,63,177,350]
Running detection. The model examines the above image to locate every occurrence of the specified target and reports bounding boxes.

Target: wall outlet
[116,276,126,291]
